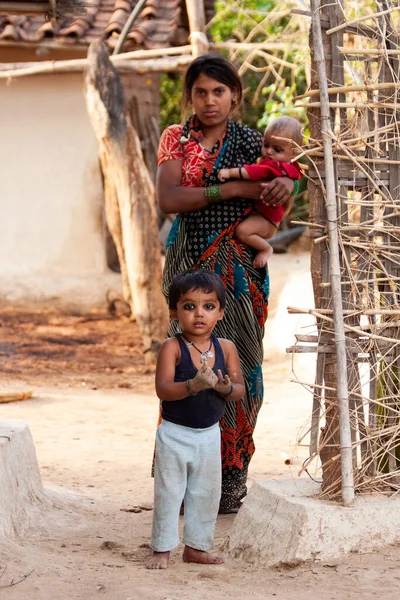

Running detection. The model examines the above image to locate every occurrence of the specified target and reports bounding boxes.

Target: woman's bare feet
[253,245,273,268]
[146,551,170,569]
[182,545,224,565]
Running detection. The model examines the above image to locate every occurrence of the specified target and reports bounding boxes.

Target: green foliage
[257,83,308,133]
[160,73,183,132]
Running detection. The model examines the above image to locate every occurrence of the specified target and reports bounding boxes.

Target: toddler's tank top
[161,333,228,429]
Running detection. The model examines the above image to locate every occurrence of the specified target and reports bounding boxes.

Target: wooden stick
[310,0,354,506]
[186,0,208,58]
[212,41,300,51]
[113,0,147,56]
[0,45,194,72]
[0,1,48,14]
[288,307,400,316]
[297,101,400,109]
[296,81,400,99]
[338,47,400,56]
[327,6,400,35]
[0,55,192,79]
[0,391,33,404]
[309,151,400,165]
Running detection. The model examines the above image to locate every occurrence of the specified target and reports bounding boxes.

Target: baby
[218,116,303,268]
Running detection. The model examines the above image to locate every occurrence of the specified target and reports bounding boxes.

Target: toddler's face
[170,289,224,337]
[261,130,295,163]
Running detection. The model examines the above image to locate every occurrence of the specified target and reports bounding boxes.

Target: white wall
[0,73,120,308]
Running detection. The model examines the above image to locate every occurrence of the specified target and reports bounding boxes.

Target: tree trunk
[84,40,169,361]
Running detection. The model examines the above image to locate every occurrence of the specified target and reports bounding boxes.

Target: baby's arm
[218,167,251,182]
[155,339,217,400]
[215,340,245,401]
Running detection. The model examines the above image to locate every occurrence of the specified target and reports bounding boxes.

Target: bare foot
[253,246,273,268]
[146,551,170,569]
[182,545,224,565]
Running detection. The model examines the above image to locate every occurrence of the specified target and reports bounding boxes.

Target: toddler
[218,116,303,268]
[147,269,245,570]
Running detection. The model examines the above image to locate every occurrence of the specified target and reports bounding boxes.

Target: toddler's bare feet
[253,246,273,268]
[146,551,170,569]
[182,545,224,565]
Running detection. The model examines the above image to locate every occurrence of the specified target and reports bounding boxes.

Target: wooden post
[84,40,169,361]
[310,0,354,506]
[185,0,209,57]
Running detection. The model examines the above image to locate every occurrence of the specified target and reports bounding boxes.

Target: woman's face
[190,73,237,128]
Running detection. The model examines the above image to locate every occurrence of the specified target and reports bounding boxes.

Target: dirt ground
[1,253,400,599]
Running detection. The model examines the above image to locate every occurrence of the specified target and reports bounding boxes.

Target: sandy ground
[1,252,400,599]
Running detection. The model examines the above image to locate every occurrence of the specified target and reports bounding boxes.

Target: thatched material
[291,0,400,500]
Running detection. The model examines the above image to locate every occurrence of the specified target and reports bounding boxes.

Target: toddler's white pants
[150,419,221,552]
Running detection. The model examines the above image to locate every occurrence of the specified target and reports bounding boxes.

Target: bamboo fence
[289,0,400,501]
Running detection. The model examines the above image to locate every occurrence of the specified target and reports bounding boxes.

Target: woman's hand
[227,180,265,201]
[260,177,294,207]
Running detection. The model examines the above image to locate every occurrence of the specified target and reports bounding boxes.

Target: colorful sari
[158,116,268,511]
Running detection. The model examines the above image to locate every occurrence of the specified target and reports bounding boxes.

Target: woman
[157,54,295,513]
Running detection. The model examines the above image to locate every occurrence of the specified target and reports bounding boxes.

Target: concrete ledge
[0,421,45,536]
[0,273,122,311]
[226,479,400,565]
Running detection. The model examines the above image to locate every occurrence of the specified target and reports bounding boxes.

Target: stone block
[226,479,400,565]
[0,421,44,536]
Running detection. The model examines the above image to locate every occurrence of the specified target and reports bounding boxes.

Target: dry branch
[326,6,400,35]
[0,54,192,80]
[84,41,168,360]
[296,80,400,99]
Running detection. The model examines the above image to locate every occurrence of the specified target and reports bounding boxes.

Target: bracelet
[204,184,223,205]
[186,379,196,396]
[239,167,244,179]
[219,384,233,398]
[291,179,300,197]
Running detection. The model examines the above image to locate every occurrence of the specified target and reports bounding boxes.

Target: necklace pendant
[200,350,214,362]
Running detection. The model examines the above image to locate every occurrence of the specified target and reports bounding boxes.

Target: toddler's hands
[214,371,236,396]
[218,168,230,182]
[190,361,218,393]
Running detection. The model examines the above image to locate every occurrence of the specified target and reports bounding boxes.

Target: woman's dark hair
[182,53,243,112]
[169,269,226,310]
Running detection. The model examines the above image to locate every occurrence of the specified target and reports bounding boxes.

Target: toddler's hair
[168,270,226,309]
[266,116,303,147]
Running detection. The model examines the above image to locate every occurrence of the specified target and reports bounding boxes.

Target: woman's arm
[157,160,266,215]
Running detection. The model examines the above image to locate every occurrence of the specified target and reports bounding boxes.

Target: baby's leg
[182,423,224,565]
[236,213,277,268]
[147,421,187,569]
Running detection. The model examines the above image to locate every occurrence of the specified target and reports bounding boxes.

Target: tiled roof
[0,0,214,50]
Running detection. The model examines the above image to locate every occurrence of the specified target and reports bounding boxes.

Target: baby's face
[261,130,295,163]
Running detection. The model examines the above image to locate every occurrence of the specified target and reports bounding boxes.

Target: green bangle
[291,179,300,197]
[205,184,223,205]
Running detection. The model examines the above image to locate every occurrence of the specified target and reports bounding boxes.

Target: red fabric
[244,158,302,181]
[243,158,302,224]
[157,123,226,188]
